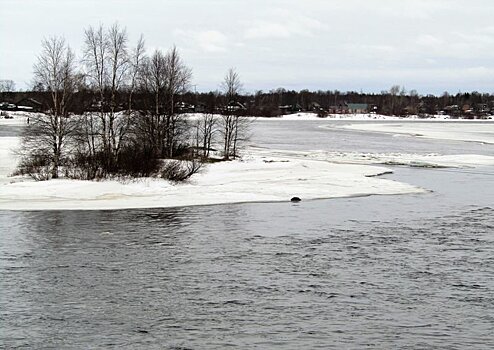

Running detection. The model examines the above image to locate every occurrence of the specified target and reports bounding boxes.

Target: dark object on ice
[291,197,301,202]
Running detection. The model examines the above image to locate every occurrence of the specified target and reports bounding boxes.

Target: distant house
[308,101,322,111]
[328,102,371,114]
[476,103,489,114]
[443,105,460,118]
[174,101,194,113]
[346,103,369,114]
[88,99,110,112]
[443,105,459,112]
[279,103,302,114]
[194,102,207,113]
[402,105,417,115]
[0,102,17,111]
[328,102,348,114]
[226,101,247,113]
[279,105,291,114]
[16,97,44,112]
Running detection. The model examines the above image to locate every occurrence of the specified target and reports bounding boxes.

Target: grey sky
[1,0,493,94]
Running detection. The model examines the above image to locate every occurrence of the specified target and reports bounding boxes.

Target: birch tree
[19,36,79,179]
[139,49,167,157]
[163,46,192,157]
[194,113,217,158]
[127,35,145,113]
[81,24,107,167]
[0,79,15,92]
[220,68,249,160]
[82,23,131,172]
[107,23,130,163]
[138,46,192,158]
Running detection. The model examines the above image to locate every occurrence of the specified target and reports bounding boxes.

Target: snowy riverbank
[257,112,492,121]
[1,113,493,210]
[0,135,426,210]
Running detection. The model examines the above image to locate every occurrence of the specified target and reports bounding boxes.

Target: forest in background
[2,82,494,118]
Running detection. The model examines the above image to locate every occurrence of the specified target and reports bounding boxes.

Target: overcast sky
[1,0,493,94]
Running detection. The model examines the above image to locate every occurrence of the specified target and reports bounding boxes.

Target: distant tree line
[3,84,494,118]
[15,24,250,181]
[218,86,493,117]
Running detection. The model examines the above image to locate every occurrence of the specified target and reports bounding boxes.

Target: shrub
[116,146,160,177]
[317,110,328,118]
[160,159,203,182]
[15,154,52,181]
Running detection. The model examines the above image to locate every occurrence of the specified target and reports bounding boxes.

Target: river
[1,119,493,349]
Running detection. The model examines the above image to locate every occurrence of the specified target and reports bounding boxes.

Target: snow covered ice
[1,113,493,210]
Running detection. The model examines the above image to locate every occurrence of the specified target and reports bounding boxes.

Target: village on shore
[2,89,494,120]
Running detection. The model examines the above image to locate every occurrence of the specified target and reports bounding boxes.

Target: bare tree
[194,113,217,158]
[82,23,131,171]
[16,27,202,181]
[82,24,107,167]
[231,113,252,159]
[137,46,192,158]
[0,79,15,92]
[221,68,243,101]
[19,36,79,179]
[390,85,400,115]
[83,24,107,104]
[409,89,419,115]
[127,34,145,112]
[219,67,249,160]
[139,49,168,157]
[220,113,236,160]
[107,23,130,162]
[163,45,192,157]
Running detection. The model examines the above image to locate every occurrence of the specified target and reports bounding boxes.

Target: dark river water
[1,120,493,349]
